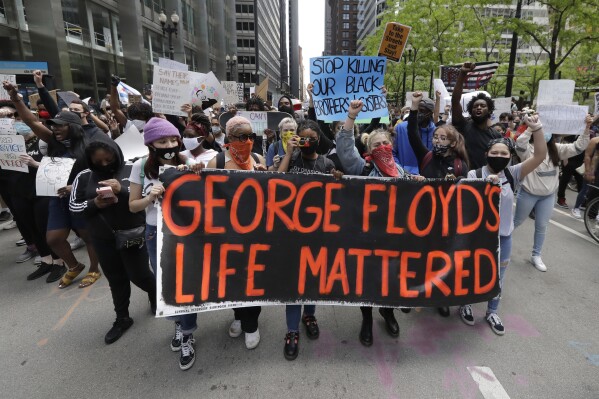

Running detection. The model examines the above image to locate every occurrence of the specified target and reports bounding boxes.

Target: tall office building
[0,0,238,100]
[356,0,386,54]
[326,0,360,56]
[323,1,332,55]
[288,0,299,98]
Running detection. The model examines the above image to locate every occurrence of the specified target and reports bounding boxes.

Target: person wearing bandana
[335,99,423,347]
[460,115,547,336]
[266,117,297,171]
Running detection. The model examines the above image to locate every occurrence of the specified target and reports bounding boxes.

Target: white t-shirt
[129,157,160,226]
[180,149,218,167]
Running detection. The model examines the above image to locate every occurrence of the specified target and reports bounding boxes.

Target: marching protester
[207,116,266,354]
[69,134,156,344]
[513,114,592,272]
[459,114,548,335]
[451,63,502,169]
[336,99,416,346]
[266,117,297,171]
[180,112,219,166]
[109,75,154,133]
[3,81,102,288]
[277,118,338,360]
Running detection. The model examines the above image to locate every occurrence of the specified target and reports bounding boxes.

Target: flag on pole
[440,62,499,91]
[117,82,150,105]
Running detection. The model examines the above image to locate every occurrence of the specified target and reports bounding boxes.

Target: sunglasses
[298,137,318,147]
[230,133,257,142]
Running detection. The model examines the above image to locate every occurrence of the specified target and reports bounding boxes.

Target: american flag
[440,62,499,91]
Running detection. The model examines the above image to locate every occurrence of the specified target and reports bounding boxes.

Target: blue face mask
[544,132,552,142]
[14,121,32,136]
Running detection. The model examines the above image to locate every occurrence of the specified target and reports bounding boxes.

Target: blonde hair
[364,129,392,151]
[278,117,297,131]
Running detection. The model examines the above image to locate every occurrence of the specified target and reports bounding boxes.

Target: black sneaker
[437,307,450,317]
[284,331,299,360]
[379,308,399,337]
[302,314,320,340]
[46,264,66,283]
[105,317,134,344]
[486,313,505,336]
[179,334,196,370]
[171,322,182,352]
[27,262,53,281]
[459,305,475,326]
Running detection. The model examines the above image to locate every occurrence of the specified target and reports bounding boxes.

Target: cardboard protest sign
[0,118,16,135]
[493,97,512,118]
[255,77,269,100]
[221,81,240,106]
[35,157,76,196]
[189,71,226,106]
[537,104,588,135]
[156,169,500,316]
[0,74,17,100]
[0,134,28,172]
[219,111,292,132]
[56,91,79,107]
[434,79,451,106]
[128,94,142,104]
[236,111,269,136]
[378,22,411,62]
[236,83,244,102]
[537,80,575,105]
[158,57,189,72]
[594,92,599,115]
[310,56,388,122]
[27,90,57,110]
[115,124,147,161]
[152,66,191,117]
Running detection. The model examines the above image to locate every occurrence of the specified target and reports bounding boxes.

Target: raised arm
[407,92,429,164]
[451,62,475,127]
[519,115,548,179]
[109,75,128,129]
[433,90,441,126]
[90,112,109,133]
[2,81,52,142]
[335,100,366,175]
[33,70,60,117]
[583,137,599,182]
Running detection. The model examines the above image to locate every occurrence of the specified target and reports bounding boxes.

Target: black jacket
[69,134,144,239]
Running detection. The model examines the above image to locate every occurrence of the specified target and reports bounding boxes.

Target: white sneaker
[530,256,547,272]
[245,329,260,349]
[571,208,582,219]
[2,220,17,230]
[229,320,242,338]
[33,256,42,265]
[69,236,85,250]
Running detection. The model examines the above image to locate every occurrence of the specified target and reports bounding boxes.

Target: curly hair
[127,102,153,121]
[466,93,495,118]
[190,112,211,131]
[245,96,266,111]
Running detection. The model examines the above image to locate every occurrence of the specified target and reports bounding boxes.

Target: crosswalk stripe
[467,366,511,399]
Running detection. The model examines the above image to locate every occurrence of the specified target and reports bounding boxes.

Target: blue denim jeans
[514,189,555,257]
[285,305,316,332]
[575,182,589,209]
[145,224,158,274]
[487,235,512,315]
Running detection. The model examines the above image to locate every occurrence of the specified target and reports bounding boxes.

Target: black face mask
[417,113,432,126]
[433,144,449,156]
[153,146,180,161]
[300,141,318,156]
[486,156,510,173]
[94,163,118,176]
[279,105,293,115]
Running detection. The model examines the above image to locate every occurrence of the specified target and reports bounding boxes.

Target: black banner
[157,169,500,315]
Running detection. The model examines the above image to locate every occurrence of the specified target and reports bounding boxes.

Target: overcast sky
[298,0,325,94]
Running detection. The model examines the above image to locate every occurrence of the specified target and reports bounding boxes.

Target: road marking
[548,219,599,246]
[37,338,48,347]
[51,285,92,331]
[467,366,510,399]
[553,207,583,223]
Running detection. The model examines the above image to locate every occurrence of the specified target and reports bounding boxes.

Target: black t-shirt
[453,118,501,169]
[288,152,335,175]
[10,137,44,200]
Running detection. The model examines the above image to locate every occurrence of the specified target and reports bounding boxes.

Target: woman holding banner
[460,114,547,335]
[335,99,411,346]
[512,114,592,272]
[2,81,101,289]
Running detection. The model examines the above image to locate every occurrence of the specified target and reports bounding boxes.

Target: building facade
[326,0,360,56]
[356,0,386,54]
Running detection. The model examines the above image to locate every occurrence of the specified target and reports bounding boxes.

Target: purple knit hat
[143,117,180,145]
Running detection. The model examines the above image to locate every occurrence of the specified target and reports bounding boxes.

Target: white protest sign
[537,80,575,105]
[189,71,226,106]
[405,92,429,107]
[35,157,76,196]
[221,81,240,106]
[236,83,244,102]
[152,66,190,117]
[115,125,147,161]
[57,91,79,106]
[0,74,17,100]
[0,118,16,135]
[237,111,268,136]
[434,79,450,103]
[0,134,28,172]
[537,104,588,135]
[594,92,599,115]
[493,97,512,118]
[158,57,189,71]
[458,90,492,117]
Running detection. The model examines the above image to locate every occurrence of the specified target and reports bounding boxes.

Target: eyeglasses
[229,133,257,142]
[298,137,318,146]
[432,135,448,142]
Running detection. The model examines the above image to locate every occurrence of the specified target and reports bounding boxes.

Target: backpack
[476,167,514,192]
[420,151,463,177]
[215,151,260,169]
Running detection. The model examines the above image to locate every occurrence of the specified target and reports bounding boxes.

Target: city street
[1,189,598,399]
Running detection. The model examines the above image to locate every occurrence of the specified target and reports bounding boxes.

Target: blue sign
[0,61,49,74]
[309,56,388,122]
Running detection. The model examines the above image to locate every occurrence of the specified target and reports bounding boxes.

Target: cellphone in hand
[96,186,115,199]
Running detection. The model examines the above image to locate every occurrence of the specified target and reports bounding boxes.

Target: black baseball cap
[47,111,82,126]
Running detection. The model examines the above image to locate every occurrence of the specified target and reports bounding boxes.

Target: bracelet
[530,126,543,132]
[348,115,356,120]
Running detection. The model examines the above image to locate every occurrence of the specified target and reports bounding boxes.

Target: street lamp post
[159,10,179,60]
[226,54,237,81]
[241,56,247,100]
[401,46,412,106]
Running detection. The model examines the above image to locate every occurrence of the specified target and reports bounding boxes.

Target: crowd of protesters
[0,62,598,371]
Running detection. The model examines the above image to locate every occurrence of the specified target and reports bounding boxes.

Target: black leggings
[233,307,262,333]
[91,236,156,319]
[11,195,57,258]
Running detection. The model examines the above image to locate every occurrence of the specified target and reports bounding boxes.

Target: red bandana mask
[225,141,253,170]
[368,144,399,177]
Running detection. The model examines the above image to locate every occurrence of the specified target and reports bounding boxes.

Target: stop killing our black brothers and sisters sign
[155,169,501,317]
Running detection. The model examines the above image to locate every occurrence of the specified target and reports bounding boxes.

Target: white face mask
[131,119,146,132]
[182,137,202,151]
[212,126,221,134]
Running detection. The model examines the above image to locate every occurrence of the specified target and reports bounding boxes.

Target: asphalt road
[1,188,598,399]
